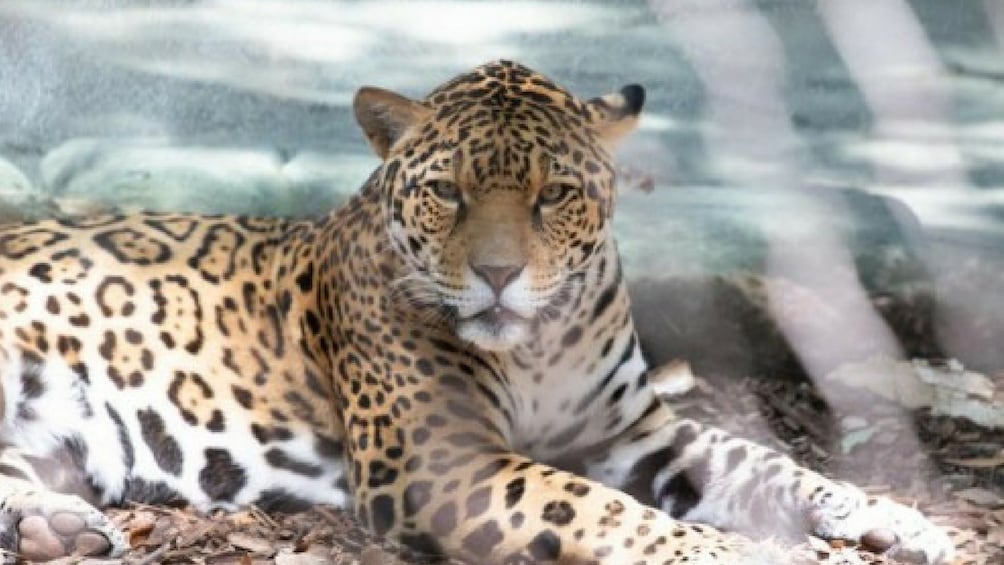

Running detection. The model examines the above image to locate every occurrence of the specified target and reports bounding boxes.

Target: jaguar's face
[354,61,644,351]
[382,143,608,352]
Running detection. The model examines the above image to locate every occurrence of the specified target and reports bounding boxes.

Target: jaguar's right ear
[353,87,431,160]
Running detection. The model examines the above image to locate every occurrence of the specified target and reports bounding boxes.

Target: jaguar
[0,60,954,564]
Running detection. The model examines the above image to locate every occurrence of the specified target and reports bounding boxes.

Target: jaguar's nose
[471,263,524,295]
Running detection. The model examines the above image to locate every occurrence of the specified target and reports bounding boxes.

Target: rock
[615,186,927,286]
[39,138,374,218]
[954,487,1004,508]
[648,359,696,397]
[824,356,1004,429]
[0,156,33,195]
[0,156,41,223]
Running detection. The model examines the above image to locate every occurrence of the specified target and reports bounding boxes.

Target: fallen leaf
[955,488,1004,508]
[125,512,157,547]
[944,451,1004,468]
[228,533,275,556]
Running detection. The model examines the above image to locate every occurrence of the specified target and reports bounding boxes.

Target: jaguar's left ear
[586,84,645,146]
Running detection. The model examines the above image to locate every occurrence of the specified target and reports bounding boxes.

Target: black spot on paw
[528,529,561,561]
[264,448,322,477]
[465,486,492,520]
[430,501,457,536]
[403,481,433,518]
[199,448,247,502]
[121,478,187,506]
[462,519,504,557]
[370,494,395,536]
[254,488,313,513]
[541,500,575,526]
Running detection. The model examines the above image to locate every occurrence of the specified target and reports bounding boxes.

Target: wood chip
[944,451,1004,468]
[227,533,276,556]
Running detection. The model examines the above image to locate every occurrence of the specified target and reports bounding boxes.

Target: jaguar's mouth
[472,305,527,326]
[456,305,533,351]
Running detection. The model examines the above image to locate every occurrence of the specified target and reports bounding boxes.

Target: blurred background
[1,0,1003,559]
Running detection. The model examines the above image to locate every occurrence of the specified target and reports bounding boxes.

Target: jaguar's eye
[537,183,574,206]
[429,181,462,203]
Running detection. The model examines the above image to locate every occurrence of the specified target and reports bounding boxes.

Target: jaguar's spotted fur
[0,61,953,564]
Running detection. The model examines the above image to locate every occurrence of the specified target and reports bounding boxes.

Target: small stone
[861,528,897,552]
[840,416,868,430]
[73,531,111,556]
[49,512,86,536]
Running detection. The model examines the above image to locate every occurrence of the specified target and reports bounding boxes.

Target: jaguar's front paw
[4,491,127,561]
[808,483,954,565]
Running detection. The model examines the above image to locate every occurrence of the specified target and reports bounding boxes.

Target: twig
[312,505,344,526]
[125,542,170,565]
[248,504,279,530]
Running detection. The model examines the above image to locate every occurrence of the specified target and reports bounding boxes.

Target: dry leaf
[228,533,275,556]
[125,512,157,547]
[945,451,1004,468]
[955,488,1004,508]
[275,548,331,565]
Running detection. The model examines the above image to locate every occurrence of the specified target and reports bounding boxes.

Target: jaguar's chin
[456,306,532,352]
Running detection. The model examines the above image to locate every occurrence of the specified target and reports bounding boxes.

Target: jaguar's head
[355,60,644,351]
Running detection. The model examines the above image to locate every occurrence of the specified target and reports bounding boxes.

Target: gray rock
[39,138,374,217]
[0,156,42,223]
[614,185,927,287]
